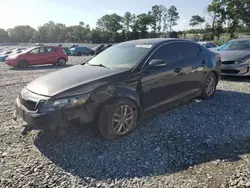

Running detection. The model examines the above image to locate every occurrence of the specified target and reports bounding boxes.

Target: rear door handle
[174,68,181,73]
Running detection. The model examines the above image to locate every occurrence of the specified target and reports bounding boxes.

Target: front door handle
[174,68,181,73]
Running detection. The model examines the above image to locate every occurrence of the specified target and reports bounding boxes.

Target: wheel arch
[210,70,220,84]
[95,92,142,120]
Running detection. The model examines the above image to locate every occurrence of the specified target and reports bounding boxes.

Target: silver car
[210,38,250,76]
[198,41,218,49]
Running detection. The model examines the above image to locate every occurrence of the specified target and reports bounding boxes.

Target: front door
[141,43,185,111]
[27,47,46,65]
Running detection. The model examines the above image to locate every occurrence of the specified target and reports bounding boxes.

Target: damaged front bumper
[14,97,95,131]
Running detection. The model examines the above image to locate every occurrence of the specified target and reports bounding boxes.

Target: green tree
[96,13,123,42]
[166,5,179,32]
[0,29,9,42]
[207,0,226,40]
[189,15,205,30]
[135,13,155,38]
[151,5,167,36]
[123,12,134,40]
[8,25,36,42]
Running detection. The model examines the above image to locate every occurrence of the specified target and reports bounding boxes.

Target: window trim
[139,41,201,72]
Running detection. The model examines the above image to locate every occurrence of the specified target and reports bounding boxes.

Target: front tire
[98,99,138,139]
[200,72,217,99]
[57,58,66,66]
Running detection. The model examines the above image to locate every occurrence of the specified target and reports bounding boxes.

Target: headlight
[39,93,89,112]
[237,57,250,64]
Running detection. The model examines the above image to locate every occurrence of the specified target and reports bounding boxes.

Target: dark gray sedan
[210,38,250,76]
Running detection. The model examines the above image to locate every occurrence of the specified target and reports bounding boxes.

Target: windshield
[87,43,151,69]
[218,40,250,51]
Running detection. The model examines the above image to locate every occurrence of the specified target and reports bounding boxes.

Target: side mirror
[148,59,167,68]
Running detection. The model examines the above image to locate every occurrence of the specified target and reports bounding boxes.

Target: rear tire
[17,60,29,68]
[98,99,138,139]
[57,58,66,66]
[200,72,217,100]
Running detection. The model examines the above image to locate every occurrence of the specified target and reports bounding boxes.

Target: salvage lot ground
[1,56,250,188]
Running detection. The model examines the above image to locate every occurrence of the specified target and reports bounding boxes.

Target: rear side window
[47,47,56,52]
[175,42,200,60]
[150,44,177,63]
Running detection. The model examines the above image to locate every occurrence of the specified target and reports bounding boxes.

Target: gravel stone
[1,55,250,187]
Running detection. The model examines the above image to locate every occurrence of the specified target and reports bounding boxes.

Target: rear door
[174,42,207,92]
[46,47,58,63]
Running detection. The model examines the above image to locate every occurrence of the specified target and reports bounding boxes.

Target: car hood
[26,64,128,97]
[210,49,250,61]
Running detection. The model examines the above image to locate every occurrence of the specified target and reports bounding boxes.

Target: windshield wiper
[88,63,110,69]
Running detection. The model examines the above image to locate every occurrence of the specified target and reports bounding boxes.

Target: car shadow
[10,64,73,71]
[34,90,250,180]
[221,75,250,83]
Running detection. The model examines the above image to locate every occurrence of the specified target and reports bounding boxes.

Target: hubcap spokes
[112,105,133,135]
[206,76,215,96]
[59,59,65,65]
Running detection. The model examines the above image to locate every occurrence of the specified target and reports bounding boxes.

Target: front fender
[89,80,142,114]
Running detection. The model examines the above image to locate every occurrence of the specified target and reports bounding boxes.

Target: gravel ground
[1,56,250,188]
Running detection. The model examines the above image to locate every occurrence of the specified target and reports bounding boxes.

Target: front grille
[20,98,37,111]
[222,61,235,65]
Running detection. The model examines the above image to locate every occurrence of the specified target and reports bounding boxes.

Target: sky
[0,0,212,31]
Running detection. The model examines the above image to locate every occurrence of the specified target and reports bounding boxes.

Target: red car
[5,46,68,68]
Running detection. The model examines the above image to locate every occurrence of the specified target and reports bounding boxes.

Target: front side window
[30,48,39,54]
[150,44,177,63]
[40,47,45,53]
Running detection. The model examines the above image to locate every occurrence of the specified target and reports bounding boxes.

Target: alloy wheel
[112,105,134,135]
[58,58,66,66]
[205,76,216,96]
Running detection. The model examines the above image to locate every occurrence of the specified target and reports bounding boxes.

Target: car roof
[121,38,192,47]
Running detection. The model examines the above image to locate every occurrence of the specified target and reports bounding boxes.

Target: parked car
[103,44,113,50]
[198,41,218,48]
[5,46,68,68]
[70,46,94,56]
[70,44,79,48]
[0,50,14,62]
[14,38,221,139]
[91,44,105,55]
[35,43,43,46]
[63,47,71,56]
[210,38,250,76]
